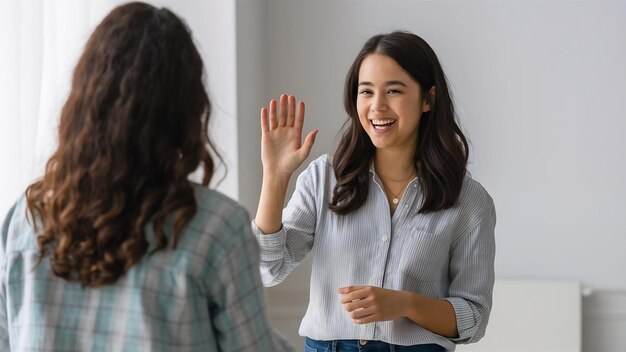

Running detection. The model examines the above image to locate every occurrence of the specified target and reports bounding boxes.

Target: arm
[255,94,317,234]
[253,168,318,286]
[339,199,496,342]
[338,286,458,338]
[444,202,497,343]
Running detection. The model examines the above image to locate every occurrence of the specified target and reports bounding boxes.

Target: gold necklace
[380,174,414,205]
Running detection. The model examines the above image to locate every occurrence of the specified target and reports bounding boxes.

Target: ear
[422,86,436,113]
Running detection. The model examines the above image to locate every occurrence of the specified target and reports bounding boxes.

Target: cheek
[356,101,369,125]
[399,104,423,124]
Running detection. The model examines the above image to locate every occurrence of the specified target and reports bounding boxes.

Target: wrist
[262,170,292,185]
[263,168,292,182]
[402,291,422,322]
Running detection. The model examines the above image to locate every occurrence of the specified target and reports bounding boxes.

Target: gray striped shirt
[252,154,496,351]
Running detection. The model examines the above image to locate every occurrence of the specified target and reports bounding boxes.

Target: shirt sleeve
[444,200,496,344]
[251,165,317,287]
[208,216,294,352]
[0,201,18,350]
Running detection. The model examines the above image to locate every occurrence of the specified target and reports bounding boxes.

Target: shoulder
[460,176,494,208]
[290,154,336,199]
[306,154,333,172]
[191,184,251,233]
[167,185,255,272]
[457,175,496,224]
[298,154,334,182]
[1,193,34,255]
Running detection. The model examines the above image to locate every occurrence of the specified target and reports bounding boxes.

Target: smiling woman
[252,31,495,352]
[356,53,429,154]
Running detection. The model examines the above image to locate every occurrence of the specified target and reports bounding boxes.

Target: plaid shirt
[1,185,293,351]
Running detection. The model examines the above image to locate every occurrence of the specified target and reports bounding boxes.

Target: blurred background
[1,1,625,351]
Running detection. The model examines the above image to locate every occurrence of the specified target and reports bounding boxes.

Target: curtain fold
[0,0,43,214]
[0,0,111,214]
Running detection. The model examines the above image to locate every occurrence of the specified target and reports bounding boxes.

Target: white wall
[257,0,626,290]
[235,0,267,214]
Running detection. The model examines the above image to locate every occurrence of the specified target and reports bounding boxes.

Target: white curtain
[0,1,124,215]
[0,0,239,216]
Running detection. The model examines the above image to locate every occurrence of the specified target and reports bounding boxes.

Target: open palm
[260,94,317,177]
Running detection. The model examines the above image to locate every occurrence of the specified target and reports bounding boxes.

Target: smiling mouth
[371,119,396,130]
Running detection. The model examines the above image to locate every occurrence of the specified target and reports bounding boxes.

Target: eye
[358,90,373,96]
[387,89,402,95]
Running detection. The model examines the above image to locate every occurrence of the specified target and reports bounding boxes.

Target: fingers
[260,107,269,133]
[294,100,305,129]
[267,95,301,129]
[338,286,361,294]
[352,313,378,324]
[337,285,367,296]
[341,296,369,311]
[268,99,278,130]
[349,306,376,320]
[287,95,296,126]
[278,94,288,126]
[339,294,378,324]
[338,286,369,304]
[338,286,392,325]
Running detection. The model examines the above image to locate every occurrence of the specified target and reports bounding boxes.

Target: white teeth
[371,119,395,125]
[371,119,395,129]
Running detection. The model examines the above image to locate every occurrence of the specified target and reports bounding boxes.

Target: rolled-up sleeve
[252,166,317,287]
[445,200,496,343]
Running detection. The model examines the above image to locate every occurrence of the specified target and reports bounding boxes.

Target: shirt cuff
[251,220,287,261]
[445,296,479,343]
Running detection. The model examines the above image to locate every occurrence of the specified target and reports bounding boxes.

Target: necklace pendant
[392,197,399,205]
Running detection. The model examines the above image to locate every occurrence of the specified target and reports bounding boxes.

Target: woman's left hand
[337,286,411,324]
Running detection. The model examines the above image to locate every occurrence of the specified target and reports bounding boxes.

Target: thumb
[299,130,318,159]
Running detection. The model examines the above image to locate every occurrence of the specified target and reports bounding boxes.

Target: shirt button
[359,339,368,345]
[381,234,389,242]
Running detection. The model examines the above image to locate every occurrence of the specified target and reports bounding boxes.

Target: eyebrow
[358,80,407,87]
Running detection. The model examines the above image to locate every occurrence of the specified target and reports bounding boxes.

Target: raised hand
[260,94,318,177]
[254,94,318,234]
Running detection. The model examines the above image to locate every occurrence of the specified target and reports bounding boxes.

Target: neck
[374,148,415,181]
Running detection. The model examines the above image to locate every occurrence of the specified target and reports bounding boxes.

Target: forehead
[358,53,416,85]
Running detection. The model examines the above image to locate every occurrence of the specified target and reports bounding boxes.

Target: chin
[370,140,390,150]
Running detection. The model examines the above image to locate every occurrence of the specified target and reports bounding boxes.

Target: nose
[371,94,388,112]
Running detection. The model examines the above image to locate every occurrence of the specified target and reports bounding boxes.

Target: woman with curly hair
[0,2,291,351]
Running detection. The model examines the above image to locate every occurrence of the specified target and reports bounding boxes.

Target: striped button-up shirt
[1,185,293,352]
[252,154,496,351]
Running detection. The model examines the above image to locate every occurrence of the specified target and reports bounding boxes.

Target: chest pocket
[397,229,448,283]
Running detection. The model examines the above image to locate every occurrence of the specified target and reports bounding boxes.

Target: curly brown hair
[25,2,217,287]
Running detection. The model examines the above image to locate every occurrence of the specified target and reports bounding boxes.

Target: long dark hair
[25,2,217,287]
[330,31,469,214]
